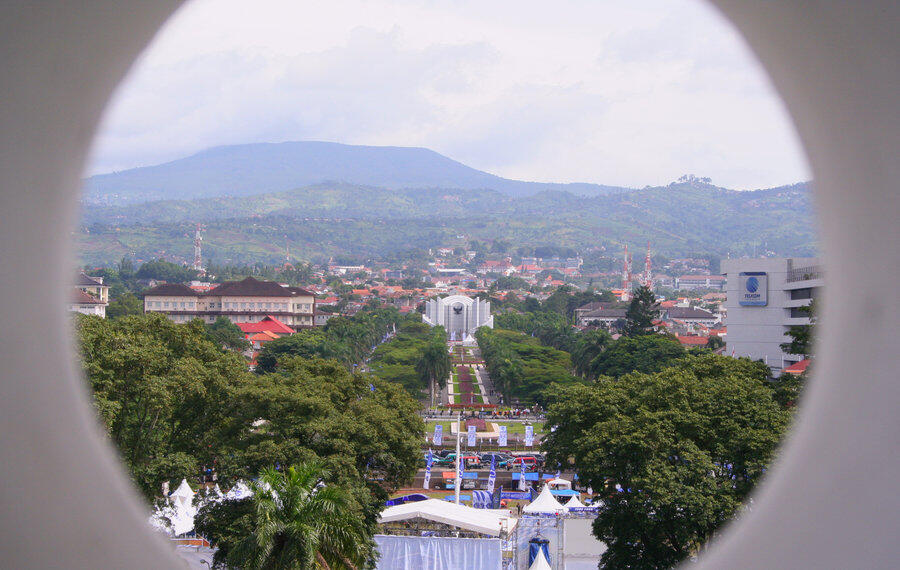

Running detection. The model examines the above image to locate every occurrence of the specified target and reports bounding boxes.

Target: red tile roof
[236,316,294,335]
[72,289,104,304]
[676,335,710,346]
[783,359,811,375]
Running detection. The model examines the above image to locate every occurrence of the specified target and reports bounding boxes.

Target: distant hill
[77,180,816,266]
[83,141,632,204]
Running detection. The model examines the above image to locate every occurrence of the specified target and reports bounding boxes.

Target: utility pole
[455,413,462,505]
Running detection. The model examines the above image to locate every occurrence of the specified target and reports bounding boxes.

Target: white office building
[722,257,822,375]
[423,295,493,340]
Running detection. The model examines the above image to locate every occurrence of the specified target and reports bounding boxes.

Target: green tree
[226,464,374,570]
[75,313,251,498]
[194,497,256,568]
[571,329,613,379]
[543,354,791,568]
[135,258,199,283]
[217,358,422,524]
[781,300,816,357]
[622,285,660,336]
[416,338,451,406]
[205,316,250,351]
[106,291,144,319]
[590,334,686,379]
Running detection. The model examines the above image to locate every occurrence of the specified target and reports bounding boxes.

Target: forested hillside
[77,179,816,266]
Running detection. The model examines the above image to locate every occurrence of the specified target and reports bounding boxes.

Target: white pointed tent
[523,485,566,515]
[170,479,194,506]
[167,479,197,536]
[564,495,587,510]
[528,549,552,570]
[462,333,477,345]
[223,480,252,500]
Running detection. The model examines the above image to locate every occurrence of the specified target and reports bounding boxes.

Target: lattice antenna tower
[643,241,652,287]
[622,244,632,289]
[191,224,203,271]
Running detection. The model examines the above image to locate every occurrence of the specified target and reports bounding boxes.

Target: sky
[87,0,810,190]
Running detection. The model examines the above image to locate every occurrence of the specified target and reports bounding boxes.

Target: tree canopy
[588,334,686,379]
[623,285,660,336]
[542,354,791,568]
[75,313,251,498]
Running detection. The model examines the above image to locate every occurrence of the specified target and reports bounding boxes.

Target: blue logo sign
[746,277,759,293]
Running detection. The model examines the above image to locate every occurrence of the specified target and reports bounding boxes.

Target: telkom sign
[738,272,768,306]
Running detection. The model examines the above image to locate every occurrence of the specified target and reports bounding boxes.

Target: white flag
[525,425,534,447]
[498,425,507,447]
[518,458,528,490]
[433,424,443,446]
[467,425,477,447]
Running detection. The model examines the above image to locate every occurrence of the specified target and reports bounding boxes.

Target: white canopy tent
[546,478,572,491]
[223,480,252,500]
[528,549,552,570]
[378,499,516,536]
[564,495,588,510]
[523,485,566,515]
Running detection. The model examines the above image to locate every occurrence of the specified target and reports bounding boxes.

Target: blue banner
[423,449,433,489]
[486,455,496,493]
[433,424,443,446]
[519,456,528,490]
[467,425,477,447]
[498,425,507,447]
[500,491,530,500]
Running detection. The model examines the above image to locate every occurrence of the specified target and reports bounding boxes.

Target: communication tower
[192,224,203,271]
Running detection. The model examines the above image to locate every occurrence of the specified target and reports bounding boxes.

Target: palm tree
[417,340,450,406]
[228,463,375,569]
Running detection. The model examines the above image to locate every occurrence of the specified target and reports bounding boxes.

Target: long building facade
[722,257,821,375]
[143,276,316,329]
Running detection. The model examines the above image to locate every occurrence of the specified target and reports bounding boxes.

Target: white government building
[423,295,493,340]
[722,257,821,375]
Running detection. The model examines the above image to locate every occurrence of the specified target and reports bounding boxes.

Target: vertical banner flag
[518,457,528,490]
[487,455,496,494]
[433,424,443,446]
[525,425,534,447]
[423,449,433,489]
[467,425,477,447]
[498,425,507,447]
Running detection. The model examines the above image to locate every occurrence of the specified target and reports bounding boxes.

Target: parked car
[509,456,540,471]
[479,453,511,468]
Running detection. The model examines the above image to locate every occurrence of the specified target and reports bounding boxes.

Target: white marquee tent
[378,499,516,536]
[523,485,566,515]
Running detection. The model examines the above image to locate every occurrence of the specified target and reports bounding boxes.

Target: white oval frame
[0,1,896,567]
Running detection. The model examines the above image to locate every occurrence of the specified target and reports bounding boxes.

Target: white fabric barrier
[375,535,502,570]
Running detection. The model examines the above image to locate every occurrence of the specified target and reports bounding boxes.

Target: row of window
[146,300,313,311]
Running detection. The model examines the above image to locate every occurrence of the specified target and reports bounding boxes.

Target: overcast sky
[88,0,810,190]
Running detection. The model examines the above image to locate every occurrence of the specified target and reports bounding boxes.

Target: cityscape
[64,1,818,569]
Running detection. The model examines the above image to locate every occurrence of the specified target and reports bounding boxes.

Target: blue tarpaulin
[511,472,540,481]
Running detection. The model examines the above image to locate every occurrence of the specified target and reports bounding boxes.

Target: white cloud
[88,0,809,189]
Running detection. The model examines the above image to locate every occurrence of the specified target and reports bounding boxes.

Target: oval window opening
[72,1,818,568]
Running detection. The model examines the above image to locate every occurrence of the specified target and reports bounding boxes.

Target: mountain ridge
[83,141,634,204]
